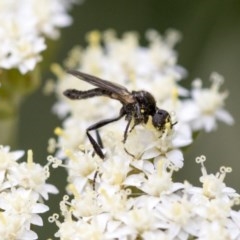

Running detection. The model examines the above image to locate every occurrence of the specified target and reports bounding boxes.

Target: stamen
[103,29,117,43]
[50,63,64,78]
[65,149,77,162]
[192,78,202,89]
[54,127,67,139]
[219,166,232,181]
[27,149,33,167]
[48,213,60,225]
[171,86,179,105]
[86,30,101,47]
[68,184,80,200]
[63,46,82,69]
[196,155,207,176]
[44,165,50,178]
[157,159,164,176]
[47,155,63,168]
[210,72,224,91]
[47,138,57,154]
[0,212,6,224]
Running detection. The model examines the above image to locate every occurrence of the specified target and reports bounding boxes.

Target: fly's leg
[95,130,103,149]
[123,118,132,143]
[123,102,147,142]
[87,112,124,190]
[86,111,125,159]
[91,130,103,190]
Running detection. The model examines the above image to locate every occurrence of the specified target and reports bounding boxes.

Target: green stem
[0,115,19,147]
[0,67,41,146]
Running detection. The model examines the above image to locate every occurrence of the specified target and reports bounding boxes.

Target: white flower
[0,145,24,169]
[97,186,132,216]
[55,213,124,240]
[136,159,183,196]
[64,149,99,191]
[100,153,132,187]
[156,194,198,239]
[197,221,231,240]
[0,147,58,239]
[7,161,58,200]
[0,211,38,240]
[0,188,49,226]
[189,155,239,201]
[1,149,58,199]
[0,145,24,189]
[230,210,240,239]
[29,0,76,39]
[4,35,46,74]
[187,73,234,132]
[124,122,192,168]
[0,0,79,73]
[68,188,100,217]
[117,207,160,236]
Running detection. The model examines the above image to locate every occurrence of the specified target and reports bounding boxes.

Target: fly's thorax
[132,90,156,115]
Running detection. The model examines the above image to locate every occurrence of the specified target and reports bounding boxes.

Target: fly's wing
[67,70,135,104]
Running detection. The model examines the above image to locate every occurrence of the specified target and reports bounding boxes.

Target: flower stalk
[0,67,41,146]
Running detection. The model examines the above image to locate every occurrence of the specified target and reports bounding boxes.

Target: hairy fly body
[64,70,176,159]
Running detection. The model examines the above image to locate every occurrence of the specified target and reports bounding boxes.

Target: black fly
[64,70,176,159]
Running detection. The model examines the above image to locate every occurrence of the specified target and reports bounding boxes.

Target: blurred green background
[16,0,240,238]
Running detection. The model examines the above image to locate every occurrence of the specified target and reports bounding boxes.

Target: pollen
[86,30,101,47]
[64,149,77,162]
[68,184,80,200]
[0,212,6,225]
[50,63,64,78]
[171,86,179,103]
[54,127,66,138]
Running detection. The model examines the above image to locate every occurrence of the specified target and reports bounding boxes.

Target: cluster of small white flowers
[49,150,240,239]
[0,145,58,240]
[0,0,79,74]
[49,30,237,239]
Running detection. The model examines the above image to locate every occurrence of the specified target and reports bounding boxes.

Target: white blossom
[184,73,234,132]
[0,211,38,240]
[0,0,79,73]
[0,147,58,239]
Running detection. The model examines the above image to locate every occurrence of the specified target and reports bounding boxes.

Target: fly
[64,70,176,159]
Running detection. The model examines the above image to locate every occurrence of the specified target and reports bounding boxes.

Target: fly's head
[152,109,176,132]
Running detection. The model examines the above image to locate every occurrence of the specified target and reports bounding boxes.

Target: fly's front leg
[122,103,142,142]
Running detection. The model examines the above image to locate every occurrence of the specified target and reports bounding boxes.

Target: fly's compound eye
[152,109,171,130]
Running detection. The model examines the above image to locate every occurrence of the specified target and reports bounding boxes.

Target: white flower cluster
[49,153,240,240]
[0,146,58,240]
[49,30,237,239]
[0,0,79,74]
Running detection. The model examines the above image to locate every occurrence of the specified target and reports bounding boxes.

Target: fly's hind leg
[87,112,125,190]
[95,130,103,149]
[86,111,125,159]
